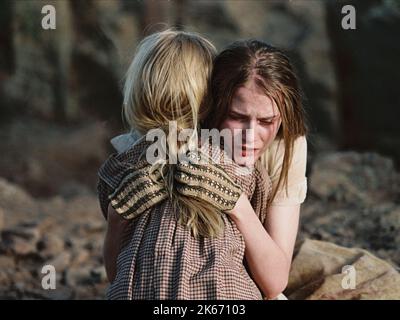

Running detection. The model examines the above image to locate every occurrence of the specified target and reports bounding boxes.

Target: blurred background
[0,0,399,299]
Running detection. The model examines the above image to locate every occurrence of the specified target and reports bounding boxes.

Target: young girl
[97,31,306,299]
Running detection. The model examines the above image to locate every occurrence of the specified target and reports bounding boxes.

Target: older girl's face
[219,79,281,166]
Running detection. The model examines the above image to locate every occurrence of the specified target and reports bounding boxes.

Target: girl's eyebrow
[258,114,279,121]
[229,110,248,117]
[230,110,279,120]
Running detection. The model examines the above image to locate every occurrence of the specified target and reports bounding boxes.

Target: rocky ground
[300,151,400,269]
[0,178,108,299]
[0,119,110,299]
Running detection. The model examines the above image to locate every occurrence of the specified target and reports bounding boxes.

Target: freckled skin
[219,79,282,167]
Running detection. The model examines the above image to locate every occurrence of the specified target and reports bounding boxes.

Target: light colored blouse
[262,135,308,206]
[109,132,308,207]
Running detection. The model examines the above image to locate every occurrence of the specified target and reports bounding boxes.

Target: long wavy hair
[122,29,224,238]
[203,39,308,208]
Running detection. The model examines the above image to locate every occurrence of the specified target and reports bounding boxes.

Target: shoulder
[269,135,307,157]
[98,135,149,190]
[267,135,308,206]
[110,130,143,154]
[267,135,307,177]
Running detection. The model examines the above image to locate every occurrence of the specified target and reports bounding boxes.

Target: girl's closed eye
[229,112,247,122]
[259,115,279,126]
[259,120,273,126]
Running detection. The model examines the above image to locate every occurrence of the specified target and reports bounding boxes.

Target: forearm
[263,205,301,269]
[230,195,290,299]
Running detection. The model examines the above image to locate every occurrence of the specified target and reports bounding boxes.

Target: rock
[301,199,400,266]
[46,252,71,273]
[0,222,41,256]
[286,239,400,300]
[326,0,400,162]
[12,270,35,289]
[0,255,15,287]
[0,207,4,232]
[378,207,400,249]
[0,270,12,288]
[0,178,37,211]
[0,120,109,200]
[90,266,108,284]
[64,267,93,287]
[70,248,91,267]
[0,255,15,269]
[37,234,65,259]
[65,237,90,251]
[81,220,106,235]
[309,152,399,206]
[58,181,94,199]
[0,178,39,227]
[65,264,108,288]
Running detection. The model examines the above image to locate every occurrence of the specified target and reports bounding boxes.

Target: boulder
[286,239,400,300]
[64,266,93,287]
[37,234,65,259]
[0,178,39,226]
[46,251,71,273]
[0,222,41,256]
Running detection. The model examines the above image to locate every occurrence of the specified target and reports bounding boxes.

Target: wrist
[227,193,250,222]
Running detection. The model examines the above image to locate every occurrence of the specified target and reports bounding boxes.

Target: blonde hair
[122,29,222,238]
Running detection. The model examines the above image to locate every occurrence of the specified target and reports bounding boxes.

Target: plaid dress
[97,137,272,300]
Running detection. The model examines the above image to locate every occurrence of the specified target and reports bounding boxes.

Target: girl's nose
[241,127,256,146]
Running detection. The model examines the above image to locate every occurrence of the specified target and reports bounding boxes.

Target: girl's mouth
[241,147,259,157]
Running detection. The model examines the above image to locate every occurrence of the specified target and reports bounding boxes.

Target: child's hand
[108,160,168,219]
[174,153,243,212]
